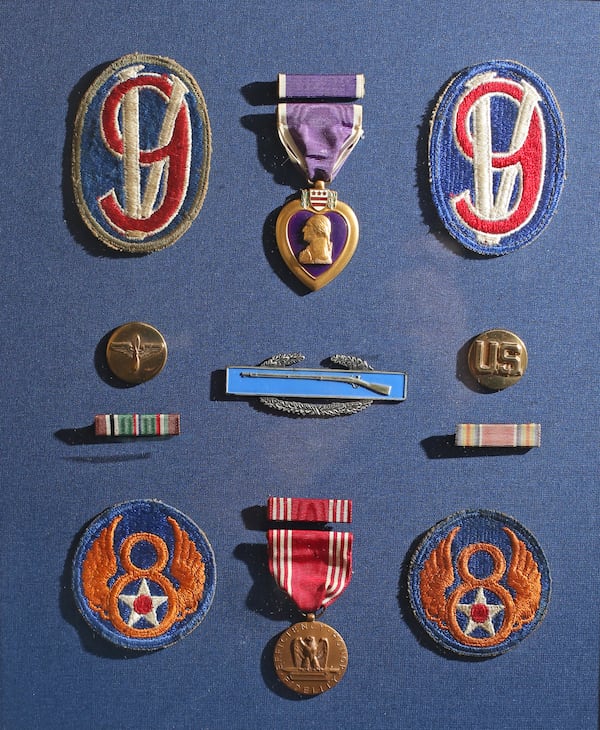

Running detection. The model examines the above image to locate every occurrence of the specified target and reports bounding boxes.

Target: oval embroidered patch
[72,54,211,253]
[73,500,216,650]
[408,510,550,657]
[429,60,566,255]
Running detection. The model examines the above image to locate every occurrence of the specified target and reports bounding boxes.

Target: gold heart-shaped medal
[275,182,358,291]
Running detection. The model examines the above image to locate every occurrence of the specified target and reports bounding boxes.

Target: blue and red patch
[429,60,566,255]
[408,510,550,657]
[72,54,211,253]
[72,500,216,650]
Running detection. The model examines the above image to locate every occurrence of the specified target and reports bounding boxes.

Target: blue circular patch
[73,54,211,253]
[73,500,216,650]
[429,60,566,255]
[408,510,550,657]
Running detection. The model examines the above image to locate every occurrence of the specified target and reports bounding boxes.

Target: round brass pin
[273,617,348,695]
[106,322,167,384]
[467,329,528,390]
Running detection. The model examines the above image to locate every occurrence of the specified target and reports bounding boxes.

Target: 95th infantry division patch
[72,500,216,650]
[429,60,566,255]
[72,54,211,253]
[408,510,550,657]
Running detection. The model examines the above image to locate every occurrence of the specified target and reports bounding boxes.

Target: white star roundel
[118,578,168,628]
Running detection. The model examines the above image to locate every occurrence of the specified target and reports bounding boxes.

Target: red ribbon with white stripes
[268,496,352,523]
[267,497,353,614]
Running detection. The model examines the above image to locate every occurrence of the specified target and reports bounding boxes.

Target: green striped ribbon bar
[95,414,180,437]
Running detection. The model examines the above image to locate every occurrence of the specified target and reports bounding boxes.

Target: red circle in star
[134,595,153,615]
[471,603,489,623]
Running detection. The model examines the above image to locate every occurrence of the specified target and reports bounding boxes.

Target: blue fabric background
[0,1,597,728]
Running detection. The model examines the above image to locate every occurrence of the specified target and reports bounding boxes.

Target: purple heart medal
[275,74,364,291]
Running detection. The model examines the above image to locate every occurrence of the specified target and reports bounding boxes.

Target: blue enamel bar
[226,366,407,401]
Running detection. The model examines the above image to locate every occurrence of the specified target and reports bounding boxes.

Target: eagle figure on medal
[267,496,353,695]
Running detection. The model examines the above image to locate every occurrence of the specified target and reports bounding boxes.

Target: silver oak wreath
[257,353,375,417]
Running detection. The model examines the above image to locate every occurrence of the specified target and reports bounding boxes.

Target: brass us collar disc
[106,322,168,384]
[467,329,528,390]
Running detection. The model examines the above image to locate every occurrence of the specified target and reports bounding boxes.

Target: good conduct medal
[267,496,353,694]
[275,74,364,290]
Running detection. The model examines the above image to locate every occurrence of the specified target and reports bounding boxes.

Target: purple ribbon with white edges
[277,103,363,183]
[278,73,365,100]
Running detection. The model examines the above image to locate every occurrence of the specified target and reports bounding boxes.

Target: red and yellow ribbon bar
[456,423,540,447]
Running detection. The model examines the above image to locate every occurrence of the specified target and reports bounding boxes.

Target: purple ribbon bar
[278,73,365,100]
[277,103,363,182]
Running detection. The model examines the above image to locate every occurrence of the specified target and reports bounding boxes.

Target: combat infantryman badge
[408,510,550,657]
[267,497,353,694]
[72,500,216,650]
[275,74,364,290]
[429,61,566,255]
[226,352,406,417]
[72,54,211,253]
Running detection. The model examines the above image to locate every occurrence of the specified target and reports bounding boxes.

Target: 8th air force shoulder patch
[72,500,216,650]
[429,60,565,255]
[72,54,211,253]
[408,510,550,657]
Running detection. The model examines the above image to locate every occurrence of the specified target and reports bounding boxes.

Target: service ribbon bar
[268,497,352,523]
[278,73,365,100]
[455,423,540,447]
[95,414,180,437]
[268,529,353,613]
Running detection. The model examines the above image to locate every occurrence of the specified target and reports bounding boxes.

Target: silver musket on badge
[226,353,407,417]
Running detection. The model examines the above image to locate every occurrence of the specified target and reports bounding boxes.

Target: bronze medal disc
[273,619,348,695]
[467,329,528,390]
[106,322,168,384]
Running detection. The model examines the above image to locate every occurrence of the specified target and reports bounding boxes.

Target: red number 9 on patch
[73,53,211,253]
